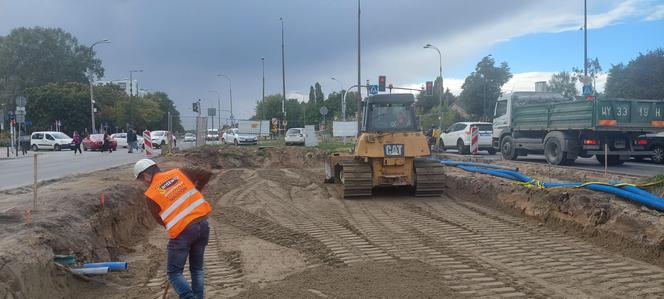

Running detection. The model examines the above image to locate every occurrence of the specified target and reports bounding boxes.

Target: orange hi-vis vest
[144,169,212,239]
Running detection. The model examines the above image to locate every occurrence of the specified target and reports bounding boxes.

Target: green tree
[25,82,90,133]
[314,82,324,104]
[0,27,103,103]
[605,49,664,99]
[547,71,578,98]
[143,92,184,132]
[458,55,513,119]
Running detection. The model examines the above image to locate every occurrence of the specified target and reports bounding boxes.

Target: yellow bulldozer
[325,93,445,198]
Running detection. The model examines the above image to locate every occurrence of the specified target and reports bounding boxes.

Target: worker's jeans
[167,219,209,299]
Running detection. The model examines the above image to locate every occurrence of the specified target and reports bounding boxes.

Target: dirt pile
[174,146,325,170]
[0,164,156,299]
[442,165,664,266]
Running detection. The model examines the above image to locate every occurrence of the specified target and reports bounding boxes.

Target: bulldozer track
[414,158,446,197]
[339,160,373,198]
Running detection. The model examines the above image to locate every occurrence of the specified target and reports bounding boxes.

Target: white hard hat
[133,159,156,179]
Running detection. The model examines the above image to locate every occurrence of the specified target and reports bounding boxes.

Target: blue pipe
[83,262,128,272]
[437,158,664,212]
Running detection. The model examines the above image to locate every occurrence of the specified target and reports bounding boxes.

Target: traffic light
[378,75,386,92]
[192,101,199,113]
[425,81,433,96]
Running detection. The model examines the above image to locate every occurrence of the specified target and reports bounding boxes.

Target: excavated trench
[1,146,664,298]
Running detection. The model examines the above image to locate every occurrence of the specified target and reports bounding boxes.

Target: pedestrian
[127,129,137,153]
[101,131,112,153]
[72,131,82,155]
[133,159,212,299]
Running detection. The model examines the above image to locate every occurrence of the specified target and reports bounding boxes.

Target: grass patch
[318,140,355,153]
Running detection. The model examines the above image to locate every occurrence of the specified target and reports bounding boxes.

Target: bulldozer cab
[362,94,418,133]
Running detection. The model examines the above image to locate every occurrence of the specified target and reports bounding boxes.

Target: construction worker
[432,125,442,152]
[133,159,213,299]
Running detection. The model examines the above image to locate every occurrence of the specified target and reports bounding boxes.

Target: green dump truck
[492,92,664,165]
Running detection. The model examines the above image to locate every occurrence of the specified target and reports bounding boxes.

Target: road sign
[369,84,379,95]
[15,96,26,107]
[8,111,15,121]
[16,114,25,123]
[582,84,593,96]
[25,120,32,126]
[207,108,216,117]
[319,106,328,116]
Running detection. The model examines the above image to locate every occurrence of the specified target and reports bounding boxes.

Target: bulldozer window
[367,103,417,132]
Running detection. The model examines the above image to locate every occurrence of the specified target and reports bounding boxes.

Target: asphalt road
[0,147,163,190]
[440,149,664,177]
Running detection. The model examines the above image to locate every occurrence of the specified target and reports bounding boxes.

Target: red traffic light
[425,81,433,96]
[378,75,386,92]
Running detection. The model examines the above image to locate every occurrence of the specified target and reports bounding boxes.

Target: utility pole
[89,39,110,134]
[216,74,233,126]
[280,17,287,122]
[584,0,588,79]
[129,69,143,127]
[356,0,362,135]
[331,77,345,121]
[261,57,266,121]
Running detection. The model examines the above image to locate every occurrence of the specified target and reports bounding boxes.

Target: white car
[111,133,144,148]
[206,129,219,141]
[184,133,196,142]
[150,130,176,149]
[222,128,257,145]
[440,122,495,155]
[30,131,73,151]
[285,128,305,145]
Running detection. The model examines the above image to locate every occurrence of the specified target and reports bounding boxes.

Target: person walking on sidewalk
[101,131,112,153]
[72,131,82,155]
[127,129,137,153]
[133,159,213,299]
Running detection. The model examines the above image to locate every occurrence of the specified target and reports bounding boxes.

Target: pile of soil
[174,146,325,170]
[441,163,664,267]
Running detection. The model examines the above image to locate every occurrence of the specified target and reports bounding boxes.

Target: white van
[30,131,73,151]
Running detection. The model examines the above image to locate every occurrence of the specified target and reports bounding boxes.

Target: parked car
[184,133,196,142]
[82,134,117,151]
[206,129,219,141]
[111,133,144,149]
[150,130,176,148]
[440,122,495,154]
[222,128,257,145]
[285,128,305,145]
[30,131,73,151]
[631,133,664,164]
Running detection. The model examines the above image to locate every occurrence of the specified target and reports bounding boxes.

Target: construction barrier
[470,126,479,155]
[143,130,152,157]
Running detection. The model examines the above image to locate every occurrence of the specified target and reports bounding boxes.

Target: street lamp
[129,69,143,127]
[330,77,345,121]
[89,39,110,134]
[208,90,221,132]
[480,73,487,121]
[423,43,444,130]
[216,74,234,125]
[261,57,265,122]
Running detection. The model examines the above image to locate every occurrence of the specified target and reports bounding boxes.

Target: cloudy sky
[1,0,663,128]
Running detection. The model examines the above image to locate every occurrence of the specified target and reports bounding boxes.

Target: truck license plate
[384,144,404,156]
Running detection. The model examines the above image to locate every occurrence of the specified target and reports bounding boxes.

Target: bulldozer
[325,93,445,198]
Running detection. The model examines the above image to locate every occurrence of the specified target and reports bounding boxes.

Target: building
[96,79,146,96]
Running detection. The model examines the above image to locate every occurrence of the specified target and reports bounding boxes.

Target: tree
[547,71,578,98]
[143,92,184,132]
[605,49,664,99]
[0,27,103,102]
[25,82,90,133]
[458,55,513,119]
[314,82,324,104]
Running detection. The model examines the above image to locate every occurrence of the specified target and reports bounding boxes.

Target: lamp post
[89,39,110,134]
[129,69,143,127]
[261,57,265,122]
[423,43,444,129]
[331,77,345,121]
[280,18,287,121]
[216,74,234,126]
[356,0,362,136]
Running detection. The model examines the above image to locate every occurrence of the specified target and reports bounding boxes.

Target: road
[440,149,664,177]
[0,148,163,190]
